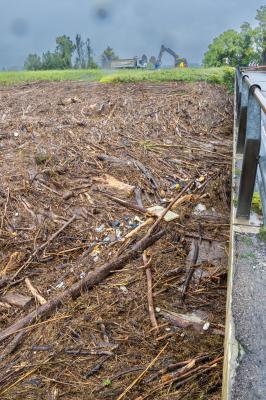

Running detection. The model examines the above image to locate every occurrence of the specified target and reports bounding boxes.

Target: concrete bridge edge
[222,79,265,399]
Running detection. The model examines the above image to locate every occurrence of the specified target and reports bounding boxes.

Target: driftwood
[131,158,158,190]
[98,191,147,214]
[0,181,193,345]
[97,154,133,167]
[143,251,158,330]
[0,331,26,361]
[134,187,144,208]
[25,278,47,305]
[0,230,165,343]
[92,174,135,197]
[97,154,158,191]
[1,292,32,309]
[181,239,199,301]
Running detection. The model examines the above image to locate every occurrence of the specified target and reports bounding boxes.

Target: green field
[0,67,234,90]
[0,69,105,85]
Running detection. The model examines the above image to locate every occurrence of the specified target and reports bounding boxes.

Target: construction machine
[155,45,188,69]
[110,57,146,69]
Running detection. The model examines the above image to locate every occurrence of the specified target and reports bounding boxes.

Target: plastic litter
[147,205,179,222]
[197,176,205,183]
[194,203,207,214]
[112,220,120,227]
[203,322,210,331]
[95,224,105,233]
[119,286,128,294]
[55,282,65,290]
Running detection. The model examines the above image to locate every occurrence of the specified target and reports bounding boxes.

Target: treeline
[204,6,266,67]
[24,34,119,70]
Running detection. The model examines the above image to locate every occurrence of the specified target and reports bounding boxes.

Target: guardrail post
[236,77,249,153]
[236,86,261,219]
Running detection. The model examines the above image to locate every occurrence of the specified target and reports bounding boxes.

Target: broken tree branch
[25,278,47,305]
[143,251,158,330]
[0,331,26,361]
[0,188,10,230]
[131,158,158,190]
[97,191,147,214]
[181,239,199,301]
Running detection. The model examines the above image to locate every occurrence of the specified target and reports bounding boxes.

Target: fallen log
[0,230,165,343]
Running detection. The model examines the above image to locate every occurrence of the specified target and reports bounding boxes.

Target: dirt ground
[0,81,233,399]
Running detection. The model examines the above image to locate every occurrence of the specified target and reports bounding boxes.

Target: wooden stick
[131,158,158,190]
[0,187,10,229]
[0,230,165,343]
[174,364,217,389]
[98,191,147,214]
[143,251,158,330]
[97,154,133,167]
[116,343,168,400]
[181,239,199,301]
[163,356,223,386]
[25,278,47,305]
[144,356,222,398]
[0,331,26,361]
[123,218,154,241]
[134,187,144,208]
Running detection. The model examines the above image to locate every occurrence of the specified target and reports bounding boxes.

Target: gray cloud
[0,0,264,69]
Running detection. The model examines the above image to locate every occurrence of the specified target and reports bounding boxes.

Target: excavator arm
[155,45,188,68]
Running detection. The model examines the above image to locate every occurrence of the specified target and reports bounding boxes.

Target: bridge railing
[235,67,266,223]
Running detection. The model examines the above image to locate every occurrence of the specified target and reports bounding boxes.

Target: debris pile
[0,81,232,399]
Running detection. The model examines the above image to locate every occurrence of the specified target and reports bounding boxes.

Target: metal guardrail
[235,67,266,222]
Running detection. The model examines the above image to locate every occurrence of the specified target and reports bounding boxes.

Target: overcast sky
[0,0,264,69]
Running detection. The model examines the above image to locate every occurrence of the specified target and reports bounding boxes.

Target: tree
[41,51,64,70]
[23,34,98,71]
[239,22,260,65]
[55,35,75,68]
[24,54,42,70]
[140,54,148,66]
[203,30,243,67]
[85,38,98,69]
[149,56,157,66]
[101,46,118,68]
[255,6,266,64]
[203,7,266,67]
[75,34,86,69]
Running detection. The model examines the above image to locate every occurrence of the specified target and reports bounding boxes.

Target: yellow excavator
[155,45,188,69]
